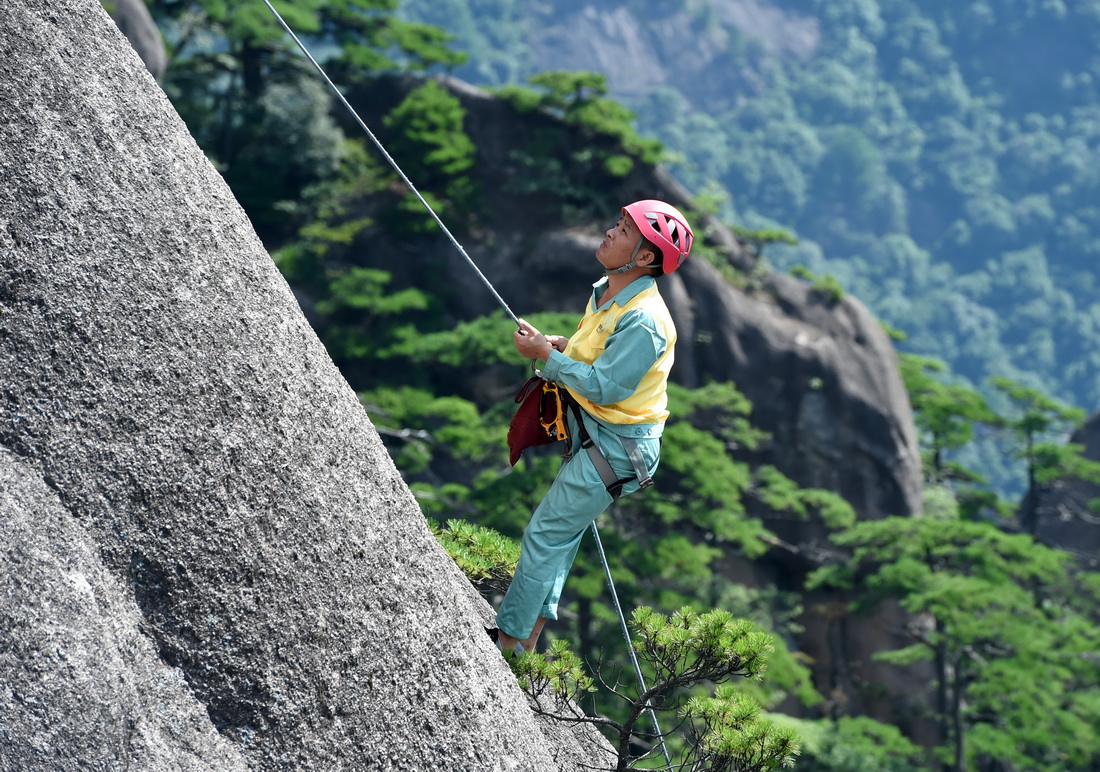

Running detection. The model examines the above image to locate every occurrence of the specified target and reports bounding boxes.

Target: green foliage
[382,80,480,219]
[787,715,923,772]
[313,266,431,361]
[385,311,577,368]
[509,637,595,700]
[148,0,466,239]
[731,225,798,258]
[515,608,799,771]
[632,606,772,684]
[899,353,999,486]
[154,0,465,73]
[624,382,854,559]
[990,375,1100,528]
[683,240,753,289]
[360,387,504,475]
[753,466,856,530]
[810,515,1100,770]
[492,71,664,217]
[691,181,730,218]
[429,518,519,597]
[788,265,845,304]
[680,687,800,772]
[991,375,1086,440]
[502,71,663,166]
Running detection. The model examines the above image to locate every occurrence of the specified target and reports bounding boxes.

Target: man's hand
[514,319,554,361]
[546,335,569,353]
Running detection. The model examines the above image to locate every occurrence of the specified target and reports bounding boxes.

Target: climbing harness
[261,3,671,765]
[562,393,653,499]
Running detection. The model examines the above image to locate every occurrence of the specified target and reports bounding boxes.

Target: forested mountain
[398,0,1100,494]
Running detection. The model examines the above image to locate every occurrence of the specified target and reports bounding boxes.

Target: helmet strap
[607,236,646,275]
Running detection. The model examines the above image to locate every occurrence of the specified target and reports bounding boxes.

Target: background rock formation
[342,74,926,730]
[1021,412,1100,570]
[0,2,604,769]
[105,0,166,80]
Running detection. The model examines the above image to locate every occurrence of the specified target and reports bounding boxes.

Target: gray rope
[260,0,521,327]
[590,522,673,771]
[263,3,668,763]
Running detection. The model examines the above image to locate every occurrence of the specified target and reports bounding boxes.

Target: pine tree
[145,0,465,238]
[990,376,1100,534]
[809,515,1100,771]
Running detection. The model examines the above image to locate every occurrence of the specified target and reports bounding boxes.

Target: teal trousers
[495,415,660,639]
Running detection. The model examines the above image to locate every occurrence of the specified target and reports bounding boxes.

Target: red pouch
[507,376,566,466]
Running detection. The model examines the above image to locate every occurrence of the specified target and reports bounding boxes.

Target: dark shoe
[485,626,525,657]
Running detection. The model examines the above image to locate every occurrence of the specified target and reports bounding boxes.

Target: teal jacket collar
[591,275,657,311]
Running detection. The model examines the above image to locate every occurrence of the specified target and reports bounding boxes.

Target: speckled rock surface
[0,449,250,771]
[0,1,604,769]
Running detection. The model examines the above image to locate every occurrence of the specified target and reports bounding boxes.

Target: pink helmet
[622,200,694,274]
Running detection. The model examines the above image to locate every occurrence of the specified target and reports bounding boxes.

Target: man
[490,199,694,656]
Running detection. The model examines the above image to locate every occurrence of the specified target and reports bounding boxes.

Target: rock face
[0,2,604,769]
[1020,413,1100,570]
[526,1,819,107]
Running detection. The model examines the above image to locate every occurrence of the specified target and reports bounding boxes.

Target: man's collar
[591,275,655,310]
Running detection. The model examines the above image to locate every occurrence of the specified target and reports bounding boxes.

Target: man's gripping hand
[514,319,555,362]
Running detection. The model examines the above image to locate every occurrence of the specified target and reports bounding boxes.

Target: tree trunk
[935,627,950,744]
[952,654,967,772]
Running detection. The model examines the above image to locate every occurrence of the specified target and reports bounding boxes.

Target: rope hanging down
[591,523,673,770]
[260,0,520,327]
[261,3,671,766]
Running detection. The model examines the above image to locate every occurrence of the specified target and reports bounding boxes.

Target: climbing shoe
[485,626,525,658]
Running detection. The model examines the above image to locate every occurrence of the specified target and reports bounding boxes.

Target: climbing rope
[261,3,671,765]
[260,0,520,327]
[591,523,673,770]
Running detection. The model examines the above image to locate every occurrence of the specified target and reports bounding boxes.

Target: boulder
[0,1,605,769]
[1020,413,1100,570]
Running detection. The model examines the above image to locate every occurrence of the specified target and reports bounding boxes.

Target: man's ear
[636,248,658,268]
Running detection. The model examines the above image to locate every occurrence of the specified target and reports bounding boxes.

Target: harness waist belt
[566,400,653,500]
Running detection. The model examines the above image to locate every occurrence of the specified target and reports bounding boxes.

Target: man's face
[596,214,651,272]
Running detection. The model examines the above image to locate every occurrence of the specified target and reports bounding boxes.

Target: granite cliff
[1,2,605,769]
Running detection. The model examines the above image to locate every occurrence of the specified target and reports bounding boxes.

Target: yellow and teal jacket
[541,275,675,439]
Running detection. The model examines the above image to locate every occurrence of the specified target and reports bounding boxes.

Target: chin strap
[607,236,647,275]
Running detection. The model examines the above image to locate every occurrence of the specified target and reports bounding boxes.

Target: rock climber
[488,199,693,657]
